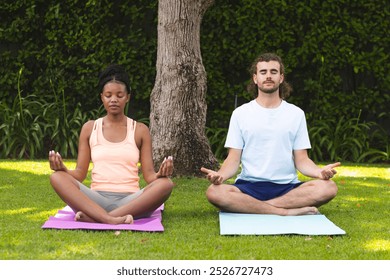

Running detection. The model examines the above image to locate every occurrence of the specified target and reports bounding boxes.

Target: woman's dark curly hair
[97,64,132,95]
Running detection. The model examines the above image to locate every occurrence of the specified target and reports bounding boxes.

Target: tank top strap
[89,118,103,147]
[126,117,136,140]
[127,117,136,129]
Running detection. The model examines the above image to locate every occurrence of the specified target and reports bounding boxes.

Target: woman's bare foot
[123,214,134,224]
[75,211,134,224]
[105,214,134,224]
[75,211,96,223]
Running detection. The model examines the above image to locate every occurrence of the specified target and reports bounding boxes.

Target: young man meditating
[201,53,340,216]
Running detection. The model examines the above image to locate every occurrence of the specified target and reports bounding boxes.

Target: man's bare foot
[284,206,318,216]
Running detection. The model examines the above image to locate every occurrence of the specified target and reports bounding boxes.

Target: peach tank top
[89,117,140,193]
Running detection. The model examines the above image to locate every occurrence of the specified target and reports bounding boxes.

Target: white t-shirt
[225,100,311,184]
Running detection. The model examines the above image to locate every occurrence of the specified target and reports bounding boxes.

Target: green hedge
[0,0,389,161]
[0,0,157,118]
[201,0,389,124]
[200,0,389,161]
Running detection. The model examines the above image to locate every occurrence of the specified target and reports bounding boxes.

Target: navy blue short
[233,179,304,201]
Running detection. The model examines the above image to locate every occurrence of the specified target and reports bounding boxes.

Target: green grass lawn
[0,160,389,260]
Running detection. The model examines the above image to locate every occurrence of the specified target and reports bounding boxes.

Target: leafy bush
[308,112,377,163]
[0,96,105,159]
[0,68,45,158]
[0,67,104,159]
[357,123,390,163]
[205,126,228,159]
[0,96,45,158]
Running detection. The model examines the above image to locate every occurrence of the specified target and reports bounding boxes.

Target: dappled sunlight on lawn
[338,177,387,189]
[353,181,389,188]
[1,207,61,222]
[28,209,62,221]
[0,161,52,175]
[339,166,390,179]
[0,204,67,221]
[342,195,370,202]
[364,239,390,252]
[337,176,389,190]
[2,207,36,215]
[0,160,87,175]
[65,243,100,256]
[0,161,389,260]
[299,165,390,185]
[0,185,13,190]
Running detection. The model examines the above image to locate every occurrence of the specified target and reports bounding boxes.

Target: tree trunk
[150,0,218,176]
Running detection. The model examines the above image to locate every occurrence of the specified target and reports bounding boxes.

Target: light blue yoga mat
[219,212,346,235]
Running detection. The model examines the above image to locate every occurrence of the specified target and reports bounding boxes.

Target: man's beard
[258,83,279,94]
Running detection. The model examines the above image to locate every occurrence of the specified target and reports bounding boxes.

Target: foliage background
[0,0,389,162]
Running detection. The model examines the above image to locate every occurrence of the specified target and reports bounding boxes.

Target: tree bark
[150,0,218,176]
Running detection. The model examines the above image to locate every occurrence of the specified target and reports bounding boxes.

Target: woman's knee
[49,171,64,187]
[49,171,76,190]
[154,177,174,194]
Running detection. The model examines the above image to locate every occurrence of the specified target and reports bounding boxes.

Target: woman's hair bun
[97,64,131,94]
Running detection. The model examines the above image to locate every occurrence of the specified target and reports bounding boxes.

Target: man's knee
[206,184,222,205]
[325,180,338,199]
[205,185,214,199]
[315,180,338,203]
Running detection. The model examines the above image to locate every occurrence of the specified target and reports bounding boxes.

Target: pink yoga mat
[42,205,164,232]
